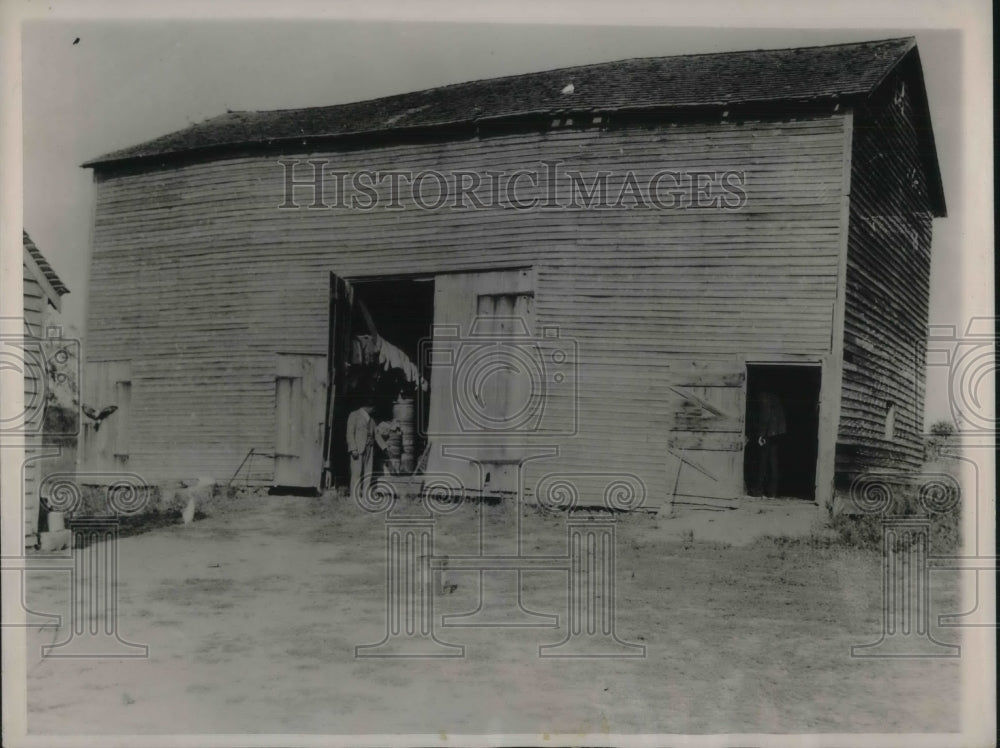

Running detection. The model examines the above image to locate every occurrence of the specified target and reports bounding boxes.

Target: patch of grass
[753,533,844,552]
[829,484,960,554]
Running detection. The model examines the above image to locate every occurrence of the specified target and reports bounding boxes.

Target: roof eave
[82,95,857,172]
[22,244,68,311]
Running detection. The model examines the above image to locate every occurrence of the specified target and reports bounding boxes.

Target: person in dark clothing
[749,390,786,497]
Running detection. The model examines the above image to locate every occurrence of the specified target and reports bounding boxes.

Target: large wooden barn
[78,37,945,511]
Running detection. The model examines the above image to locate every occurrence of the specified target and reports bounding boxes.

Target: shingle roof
[23,231,70,296]
[85,37,919,169]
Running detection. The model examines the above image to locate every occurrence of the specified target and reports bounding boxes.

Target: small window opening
[884,401,897,440]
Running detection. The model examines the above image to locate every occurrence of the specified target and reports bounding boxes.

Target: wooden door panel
[80,360,131,474]
[425,269,534,494]
[667,363,745,500]
[274,353,326,488]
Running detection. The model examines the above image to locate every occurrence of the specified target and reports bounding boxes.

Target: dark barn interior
[329,277,435,487]
[744,364,822,500]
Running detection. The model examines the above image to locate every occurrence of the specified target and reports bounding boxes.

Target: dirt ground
[24,493,962,736]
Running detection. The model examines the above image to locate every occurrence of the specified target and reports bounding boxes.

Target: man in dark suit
[750,390,786,497]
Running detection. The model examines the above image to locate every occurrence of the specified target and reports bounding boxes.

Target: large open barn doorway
[326,275,435,490]
[743,364,821,500]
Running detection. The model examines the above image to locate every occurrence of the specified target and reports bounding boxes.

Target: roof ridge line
[82,36,920,168]
[207,36,916,120]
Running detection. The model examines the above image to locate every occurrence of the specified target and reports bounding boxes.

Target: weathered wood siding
[837,71,934,482]
[85,114,849,504]
[80,360,132,474]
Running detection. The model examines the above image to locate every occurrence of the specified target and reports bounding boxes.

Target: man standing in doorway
[347,404,376,499]
[752,390,786,498]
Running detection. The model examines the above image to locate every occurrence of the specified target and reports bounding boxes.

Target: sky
[15,18,976,426]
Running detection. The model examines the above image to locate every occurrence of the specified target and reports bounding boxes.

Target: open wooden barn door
[272,273,351,493]
[425,269,536,496]
[319,272,434,492]
[666,362,746,501]
[322,273,355,489]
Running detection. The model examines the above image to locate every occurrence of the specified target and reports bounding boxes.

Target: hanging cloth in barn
[376,337,428,391]
[347,292,427,389]
[351,334,380,366]
[349,335,428,389]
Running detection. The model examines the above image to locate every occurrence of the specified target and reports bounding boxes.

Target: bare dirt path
[25,495,961,735]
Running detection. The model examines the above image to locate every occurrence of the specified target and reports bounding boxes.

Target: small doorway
[743,364,821,499]
[327,276,435,489]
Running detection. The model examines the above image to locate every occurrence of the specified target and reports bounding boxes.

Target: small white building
[22,231,70,547]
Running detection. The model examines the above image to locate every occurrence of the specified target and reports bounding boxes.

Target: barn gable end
[836,49,941,485]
